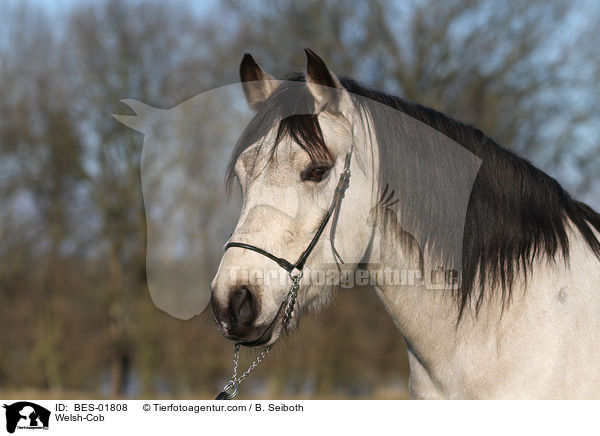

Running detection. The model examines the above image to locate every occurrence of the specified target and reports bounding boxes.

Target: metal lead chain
[216,271,302,400]
[283,271,301,326]
[233,343,272,385]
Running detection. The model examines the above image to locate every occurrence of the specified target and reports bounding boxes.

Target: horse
[210,49,600,399]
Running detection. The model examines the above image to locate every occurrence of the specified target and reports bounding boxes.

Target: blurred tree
[0,3,87,391]
[65,0,236,396]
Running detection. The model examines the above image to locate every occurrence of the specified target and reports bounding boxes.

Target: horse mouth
[237,296,289,347]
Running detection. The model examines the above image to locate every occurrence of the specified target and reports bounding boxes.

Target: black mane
[228,73,600,317]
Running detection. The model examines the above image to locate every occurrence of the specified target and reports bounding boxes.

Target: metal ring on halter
[290,267,303,280]
[220,381,238,400]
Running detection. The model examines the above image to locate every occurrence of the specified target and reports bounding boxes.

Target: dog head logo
[3,402,50,434]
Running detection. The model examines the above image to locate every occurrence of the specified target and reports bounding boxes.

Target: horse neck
[367,226,462,346]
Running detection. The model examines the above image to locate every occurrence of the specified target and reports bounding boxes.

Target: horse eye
[303,166,330,182]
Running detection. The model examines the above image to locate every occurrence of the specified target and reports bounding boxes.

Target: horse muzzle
[210,283,287,347]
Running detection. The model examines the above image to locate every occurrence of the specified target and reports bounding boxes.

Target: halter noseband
[224,147,354,276]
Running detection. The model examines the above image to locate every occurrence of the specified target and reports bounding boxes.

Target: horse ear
[305,49,351,117]
[240,53,279,110]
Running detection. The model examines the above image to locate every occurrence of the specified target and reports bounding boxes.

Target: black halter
[224,148,353,276]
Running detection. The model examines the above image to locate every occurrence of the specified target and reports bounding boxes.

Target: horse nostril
[212,284,259,339]
[229,285,256,326]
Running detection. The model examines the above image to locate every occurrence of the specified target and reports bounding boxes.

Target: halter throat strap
[224,147,353,274]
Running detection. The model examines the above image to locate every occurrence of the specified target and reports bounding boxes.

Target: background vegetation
[1,0,598,399]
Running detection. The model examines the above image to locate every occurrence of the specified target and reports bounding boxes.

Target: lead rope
[215,270,302,400]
